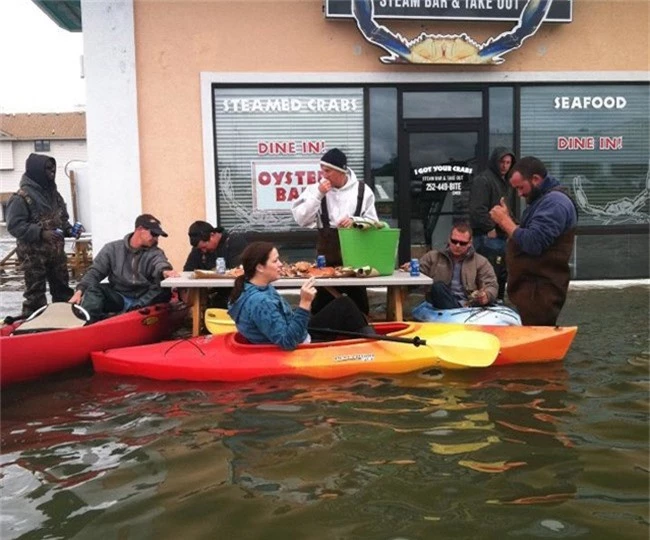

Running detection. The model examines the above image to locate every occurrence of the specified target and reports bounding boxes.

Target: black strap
[320,181,366,230]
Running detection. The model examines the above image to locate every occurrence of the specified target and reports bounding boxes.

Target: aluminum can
[216,257,226,274]
[54,228,64,238]
[409,258,420,277]
[71,221,83,237]
[316,255,326,268]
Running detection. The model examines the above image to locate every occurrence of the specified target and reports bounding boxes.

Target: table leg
[188,289,203,337]
[386,286,404,321]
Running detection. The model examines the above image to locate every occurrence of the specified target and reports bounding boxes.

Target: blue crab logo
[352,0,552,64]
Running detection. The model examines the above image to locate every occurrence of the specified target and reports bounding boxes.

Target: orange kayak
[91,322,576,382]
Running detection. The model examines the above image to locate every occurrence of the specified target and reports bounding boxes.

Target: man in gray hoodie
[6,153,76,316]
[469,147,516,301]
[69,214,179,321]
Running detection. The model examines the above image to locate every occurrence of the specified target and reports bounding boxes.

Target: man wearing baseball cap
[291,148,378,315]
[69,213,179,321]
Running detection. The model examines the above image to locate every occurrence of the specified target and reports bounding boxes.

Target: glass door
[398,125,483,261]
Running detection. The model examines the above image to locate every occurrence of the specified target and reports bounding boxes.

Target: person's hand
[318,179,332,195]
[469,289,489,306]
[487,229,497,239]
[475,290,489,306]
[299,277,317,310]
[162,269,180,279]
[69,290,83,304]
[489,198,510,227]
[337,216,353,228]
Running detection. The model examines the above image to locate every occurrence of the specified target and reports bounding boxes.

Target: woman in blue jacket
[227,241,372,350]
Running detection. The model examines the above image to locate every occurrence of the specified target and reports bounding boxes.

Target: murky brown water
[1,286,648,539]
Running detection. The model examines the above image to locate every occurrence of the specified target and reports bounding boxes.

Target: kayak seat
[13,303,90,335]
[233,333,252,345]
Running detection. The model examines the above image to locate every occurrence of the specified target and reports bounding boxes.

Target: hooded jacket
[291,168,378,228]
[469,147,517,237]
[418,245,499,303]
[6,153,73,245]
[228,282,310,350]
[76,233,172,305]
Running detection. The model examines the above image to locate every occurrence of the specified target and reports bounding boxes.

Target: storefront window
[403,91,482,118]
[489,86,513,151]
[369,87,398,227]
[213,87,364,231]
[521,84,649,278]
[520,84,649,228]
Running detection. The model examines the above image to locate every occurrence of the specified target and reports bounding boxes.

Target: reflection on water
[1,287,648,539]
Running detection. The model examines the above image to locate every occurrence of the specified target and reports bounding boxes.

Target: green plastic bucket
[338,228,400,276]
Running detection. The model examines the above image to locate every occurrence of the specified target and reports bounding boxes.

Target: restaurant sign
[414,164,473,195]
[326,0,572,22]
[332,0,570,64]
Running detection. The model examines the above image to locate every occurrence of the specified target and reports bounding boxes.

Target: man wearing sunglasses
[413,221,498,309]
[69,214,179,321]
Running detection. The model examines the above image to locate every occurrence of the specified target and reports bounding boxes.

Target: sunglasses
[449,238,470,247]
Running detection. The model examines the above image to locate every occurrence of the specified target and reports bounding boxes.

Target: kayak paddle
[308,326,500,368]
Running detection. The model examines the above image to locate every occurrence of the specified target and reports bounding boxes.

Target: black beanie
[320,148,347,173]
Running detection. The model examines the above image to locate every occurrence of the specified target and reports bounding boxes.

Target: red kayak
[1,302,188,386]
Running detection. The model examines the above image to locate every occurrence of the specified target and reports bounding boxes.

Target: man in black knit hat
[291,148,378,314]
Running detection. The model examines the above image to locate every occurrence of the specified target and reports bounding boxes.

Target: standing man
[489,156,578,326]
[292,148,378,314]
[183,220,246,308]
[5,153,76,317]
[469,147,517,301]
[69,214,179,321]
[411,221,498,309]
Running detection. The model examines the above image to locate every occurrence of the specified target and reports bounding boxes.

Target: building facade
[39,0,649,276]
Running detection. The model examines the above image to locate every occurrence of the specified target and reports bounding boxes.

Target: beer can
[71,221,83,237]
[216,257,226,274]
[409,258,420,277]
[54,228,64,238]
[316,255,326,269]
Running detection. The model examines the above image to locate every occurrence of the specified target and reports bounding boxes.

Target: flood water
[1,286,649,539]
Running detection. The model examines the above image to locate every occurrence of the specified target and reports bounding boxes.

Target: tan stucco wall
[134,0,649,268]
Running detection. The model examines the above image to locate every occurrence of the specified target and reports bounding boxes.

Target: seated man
[415,221,498,309]
[69,214,179,321]
[183,221,247,308]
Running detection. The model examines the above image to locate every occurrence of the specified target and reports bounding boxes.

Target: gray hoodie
[77,233,172,304]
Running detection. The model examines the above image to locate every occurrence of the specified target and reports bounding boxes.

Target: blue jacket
[227,282,310,350]
[512,175,577,256]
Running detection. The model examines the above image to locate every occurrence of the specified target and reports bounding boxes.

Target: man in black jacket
[469,147,516,301]
[183,221,246,308]
[6,153,76,316]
